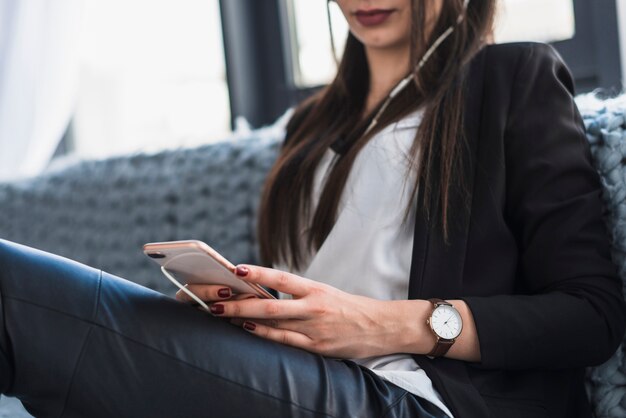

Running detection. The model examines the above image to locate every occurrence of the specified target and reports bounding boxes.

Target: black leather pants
[0,240,448,418]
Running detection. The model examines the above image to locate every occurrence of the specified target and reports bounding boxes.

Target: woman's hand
[174,265,480,361]
[226,265,402,358]
[180,264,435,359]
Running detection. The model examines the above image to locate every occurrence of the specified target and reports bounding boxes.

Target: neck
[363,44,411,117]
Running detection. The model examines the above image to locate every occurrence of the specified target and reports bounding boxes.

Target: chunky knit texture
[0,125,283,296]
[1,99,626,416]
[578,94,626,418]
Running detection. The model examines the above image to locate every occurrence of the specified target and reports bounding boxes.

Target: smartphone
[143,240,275,300]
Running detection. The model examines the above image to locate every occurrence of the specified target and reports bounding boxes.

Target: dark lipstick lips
[354,9,394,27]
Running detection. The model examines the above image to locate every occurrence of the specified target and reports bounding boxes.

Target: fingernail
[210,304,225,315]
[218,288,231,298]
[235,266,249,277]
[243,321,256,331]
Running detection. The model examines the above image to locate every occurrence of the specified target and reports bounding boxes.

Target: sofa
[0,97,625,417]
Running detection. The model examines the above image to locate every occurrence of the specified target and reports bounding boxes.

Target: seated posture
[0,0,624,417]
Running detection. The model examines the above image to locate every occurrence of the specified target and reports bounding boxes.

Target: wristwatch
[426,298,463,357]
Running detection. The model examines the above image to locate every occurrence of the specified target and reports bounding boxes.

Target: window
[495,0,575,43]
[287,0,348,87]
[71,0,230,158]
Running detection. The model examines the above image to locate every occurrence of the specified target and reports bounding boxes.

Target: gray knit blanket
[579,94,626,418]
[1,99,626,417]
[0,122,284,296]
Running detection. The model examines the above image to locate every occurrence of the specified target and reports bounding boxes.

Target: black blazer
[285,42,626,417]
[407,43,626,418]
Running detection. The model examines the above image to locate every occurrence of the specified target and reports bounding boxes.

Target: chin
[350,22,410,51]
[356,34,409,51]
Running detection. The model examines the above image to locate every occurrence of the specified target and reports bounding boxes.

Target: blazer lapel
[409,46,491,418]
[408,47,486,300]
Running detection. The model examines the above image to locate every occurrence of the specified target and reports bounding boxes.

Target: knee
[0,239,102,320]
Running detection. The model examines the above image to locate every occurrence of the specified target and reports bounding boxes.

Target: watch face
[431,305,462,340]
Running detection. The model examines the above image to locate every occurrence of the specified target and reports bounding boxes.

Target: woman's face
[334,0,414,51]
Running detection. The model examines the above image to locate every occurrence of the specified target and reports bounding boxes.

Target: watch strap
[426,298,456,358]
[427,339,454,357]
[429,298,451,307]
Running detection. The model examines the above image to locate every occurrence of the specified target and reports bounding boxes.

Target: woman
[0,0,624,417]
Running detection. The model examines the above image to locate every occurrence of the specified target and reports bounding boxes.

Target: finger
[241,321,313,351]
[254,318,306,333]
[253,318,281,329]
[209,299,309,319]
[232,294,258,301]
[176,284,232,302]
[234,265,314,297]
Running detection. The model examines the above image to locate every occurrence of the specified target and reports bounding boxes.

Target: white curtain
[0,0,83,181]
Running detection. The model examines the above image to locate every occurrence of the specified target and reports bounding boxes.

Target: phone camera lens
[147,252,166,259]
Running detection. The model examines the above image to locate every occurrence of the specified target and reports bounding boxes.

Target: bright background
[73,0,230,158]
[1,0,624,181]
[69,0,581,158]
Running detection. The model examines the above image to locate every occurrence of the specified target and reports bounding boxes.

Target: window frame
[552,0,622,94]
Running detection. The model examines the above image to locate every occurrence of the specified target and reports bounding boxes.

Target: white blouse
[277,109,453,417]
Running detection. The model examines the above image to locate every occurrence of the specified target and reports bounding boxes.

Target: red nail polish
[218,288,231,298]
[210,304,225,315]
[243,321,256,331]
[235,266,249,277]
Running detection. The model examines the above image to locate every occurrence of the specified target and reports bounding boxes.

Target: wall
[618,0,626,87]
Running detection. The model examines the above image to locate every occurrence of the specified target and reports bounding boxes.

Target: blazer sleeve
[463,43,626,370]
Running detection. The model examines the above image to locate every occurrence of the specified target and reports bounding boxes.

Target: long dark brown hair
[259,0,496,269]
